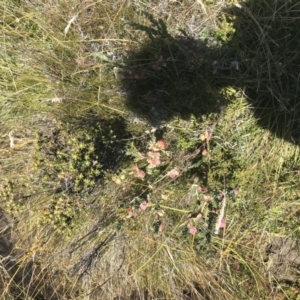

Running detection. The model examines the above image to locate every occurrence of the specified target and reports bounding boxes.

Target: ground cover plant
[1,0,300,299]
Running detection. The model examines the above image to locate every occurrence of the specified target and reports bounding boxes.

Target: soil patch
[266,236,300,284]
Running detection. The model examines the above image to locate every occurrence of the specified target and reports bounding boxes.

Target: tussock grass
[1,0,300,299]
[226,0,300,141]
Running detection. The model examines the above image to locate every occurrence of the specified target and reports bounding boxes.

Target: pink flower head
[156,140,167,150]
[151,55,166,71]
[219,192,225,201]
[219,218,226,229]
[147,151,161,167]
[167,168,181,179]
[152,63,162,71]
[139,201,151,211]
[149,139,167,152]
[128,208,138,218]
[197,186,208,193]
[189,226,197,235]
[131,165,146,179]
[202,149,208,156]
[159,221,164,232]
[131,165,139,172]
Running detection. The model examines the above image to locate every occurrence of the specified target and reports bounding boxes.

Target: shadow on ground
[118,12,227,128]
[120,1,300,143]
[226,0,300,142]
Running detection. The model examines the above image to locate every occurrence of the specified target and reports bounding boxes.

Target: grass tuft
[1,0,300,299]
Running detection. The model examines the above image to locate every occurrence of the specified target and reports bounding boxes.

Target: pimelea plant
[110,134,238,252]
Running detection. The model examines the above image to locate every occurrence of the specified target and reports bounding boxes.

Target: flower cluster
[147,139,167,167]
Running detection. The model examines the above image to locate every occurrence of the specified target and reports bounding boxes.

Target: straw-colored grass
[1,0,300,299]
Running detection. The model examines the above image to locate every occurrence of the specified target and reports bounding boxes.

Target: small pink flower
[219,218,226,229]
[202,149,208,156]
[131,165,146,179]
[139,201,151,211]
[197,186,208,193]
[149,140,167,152]
[219,192,225,201]
[147,151,161,167]
[131,165,139,172]
[159,221,164,232]
[151,55,165,71]
[156,140,167,150]
[137,170,145,179]
[122,185,130,192]
[152,63,162,71]
[130,69,140,80]
[128,208,138,218]
[167,168,180,179]
[189,226,197,235]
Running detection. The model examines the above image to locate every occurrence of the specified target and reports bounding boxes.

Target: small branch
[215,192,226,235]
[8,130,15,148]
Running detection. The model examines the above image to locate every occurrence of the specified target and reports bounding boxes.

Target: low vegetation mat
[1,0,300,299]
